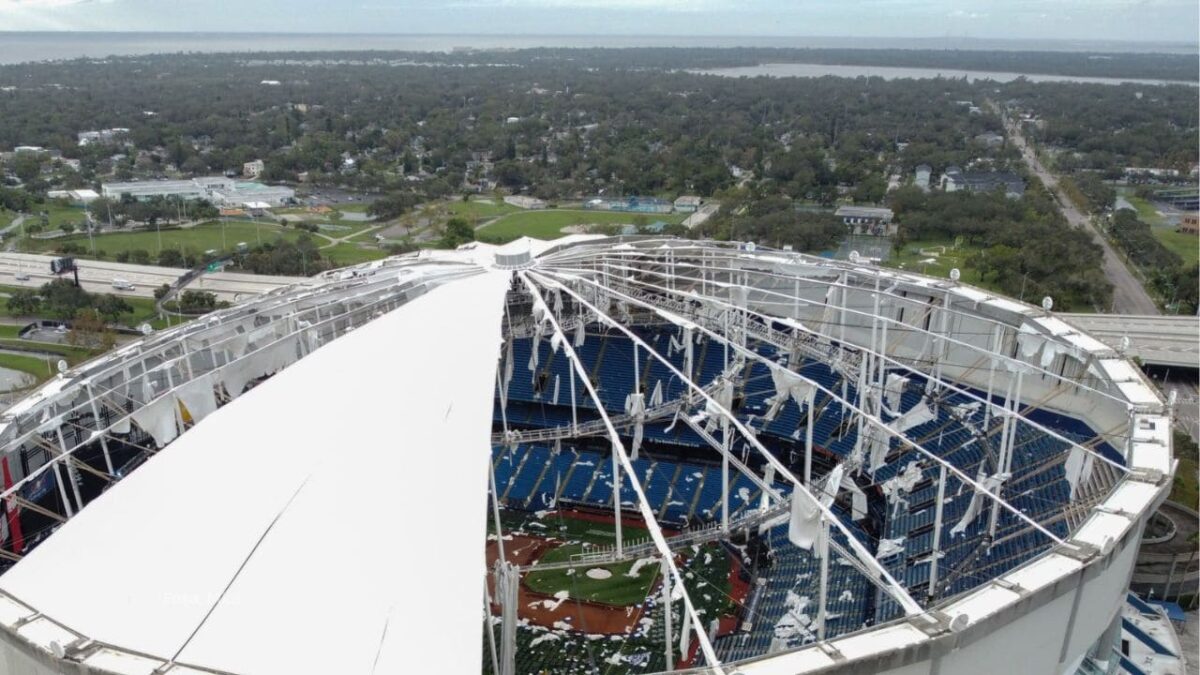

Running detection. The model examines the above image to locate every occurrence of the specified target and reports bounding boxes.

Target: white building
[101,177,294,207]
[914,164,932,192]
[243,159,265,179]
[674,195,702,213]
[503,195,547,209]
[46,188,100,204]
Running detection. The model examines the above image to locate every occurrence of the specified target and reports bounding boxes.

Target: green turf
[1151,227,1199,266]
[29,202,89,231]
[884,238,987,285]
[478,209,685,244]
[1117,189,1169,227]
[524,543,662,605]
[322,242,390,266]
[0,352,55,382]
[18,220,303,258]
[1171,456,1197,510]
[444,198,519,223]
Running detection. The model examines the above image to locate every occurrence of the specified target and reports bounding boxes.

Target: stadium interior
[0,239,1169,675]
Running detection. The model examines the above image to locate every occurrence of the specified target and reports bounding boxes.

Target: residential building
[1178,213,1199,236]
[77,128,129,146]
[974,132,1005,148]
[941,166,1025,198]
[914,164,932,192]
[674,195,702,213]
[243,159,265,179]
[840,204,897,227]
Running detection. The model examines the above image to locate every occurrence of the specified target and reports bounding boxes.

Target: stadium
[0,236,1174,675]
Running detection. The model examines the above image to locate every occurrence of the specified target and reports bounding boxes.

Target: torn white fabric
[788,491,822,551]
[840,474,868,521]
[877,537,905,559]
[218,338,300,399]
[884,373,909,413]
[703,377,735,433]
[551,374,560,405]
[503,339,514,399]
[882,463,923,517]
[891,399,936,434]
[624,392,646,460]
[174,373,218,424]
[763,365,815,422]
[110,412,131,435]
[649,380,664,408]
[950,471,1007,536]
[1064,446,1095,499]
[865,426,891,475]
[129,394,180,448]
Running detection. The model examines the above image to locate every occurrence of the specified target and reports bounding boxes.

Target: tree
[178,290,217,313]
[5,289,40,316]
[39,279,92,320]
[130,249,152,265]
[65,308,115,350]
[439,217,475,248]
[158,249,185,267]
[153,283,171,300]
[95,294,133,324]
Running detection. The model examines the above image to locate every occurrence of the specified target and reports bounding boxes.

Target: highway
[0,252,304,302]
[999,105,1161,316]
[1062,313,1198,369]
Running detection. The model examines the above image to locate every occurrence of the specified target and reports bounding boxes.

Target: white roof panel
[0,270,510,674]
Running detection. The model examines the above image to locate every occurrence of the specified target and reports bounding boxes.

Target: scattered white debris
[530,633,561,647]
[626,557,656,578]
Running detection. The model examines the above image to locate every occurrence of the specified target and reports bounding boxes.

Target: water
[693,62,1197,87]
[0,32,1195,66]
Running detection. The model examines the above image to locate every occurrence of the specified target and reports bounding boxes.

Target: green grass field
[322,242,390,266]
[525,543,662,605]
[478,209,685,244]
[30,202,89,231]
[885,238,987,285]
[1151,228,1199,267]
[445,198,519,223]
[18,220,303,258]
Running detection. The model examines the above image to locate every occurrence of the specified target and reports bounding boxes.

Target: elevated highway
[0,252,303,303]
[1063,313,1199,369]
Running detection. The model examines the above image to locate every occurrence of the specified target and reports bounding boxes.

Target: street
[1000,108,1161,315]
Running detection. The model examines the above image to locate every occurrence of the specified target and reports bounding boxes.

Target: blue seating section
[494,324,1123,653]
[714,519,873,662]
[490,443,792,526]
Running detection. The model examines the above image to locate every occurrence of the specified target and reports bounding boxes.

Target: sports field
[18,220,303,258]
[485,507,742,674]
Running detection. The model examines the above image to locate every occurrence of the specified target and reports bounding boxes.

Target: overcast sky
[1,0,1197,44]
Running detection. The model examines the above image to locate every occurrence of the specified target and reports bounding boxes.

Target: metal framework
[0,237,1172,675]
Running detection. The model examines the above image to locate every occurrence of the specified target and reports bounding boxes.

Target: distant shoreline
[0,32,1195,68]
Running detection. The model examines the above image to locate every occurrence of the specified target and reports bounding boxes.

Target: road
[1000,109,1160,315]
[0,252,304,302]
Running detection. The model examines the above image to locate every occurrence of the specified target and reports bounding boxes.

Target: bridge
[1063,313,1199,369]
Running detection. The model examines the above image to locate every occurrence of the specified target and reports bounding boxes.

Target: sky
[0,0,1197,44]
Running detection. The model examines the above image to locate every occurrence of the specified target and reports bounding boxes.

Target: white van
[112,278,135,291]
